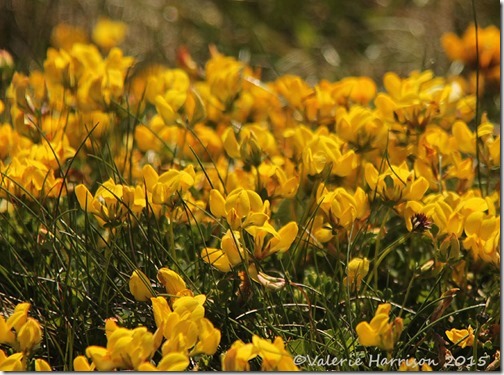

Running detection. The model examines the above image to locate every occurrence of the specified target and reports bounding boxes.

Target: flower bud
[240,133,263,167]
[129,270,154,302]
[256,272,286,291]
[35,358,52,371]
[157,267,187,296]
[17,318,42,352]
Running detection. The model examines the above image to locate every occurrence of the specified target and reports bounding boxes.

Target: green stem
[168,209,176,261]
[99,229,114,307]
[368,232,413,289]
[399,271,416,319]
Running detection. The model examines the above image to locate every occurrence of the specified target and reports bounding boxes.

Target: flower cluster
[442,24,500,91]
[74,267,220,371]
[0,303,51,371]
[355,303,403,352]
[222,335,299,371]
[0,18,500,371]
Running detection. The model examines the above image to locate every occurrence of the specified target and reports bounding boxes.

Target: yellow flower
[355,303,403,351]
[201,230,245,272]
[445,326,474,348]
[303,133,359,177]
[1,157,64,199]
[209,188,268,230]
[0,351,24,371]
[143,164,195,205]
[17,317,42,352]
[335,105,387,154]
[92,18,127,50]
[129,270,154,302]
[154,91,187,125]
[222,335,299,371]
[73,355,95,371]
[332,76,377,106]
[317,185,369,231]
[442,24,500,84]
[273,74,313,109]
[257,160,299,199]
[252,335,300,371]
[205,47,246,105]
[452,121,475,155]
[34,358,52,371]
[365,162,429,203]
[222,340,257,371]
[85,325,156,371]
[137,352,189,371]
[0,316,16,347]
[157,267,191,297]
[190,318,221,356]
[247,221,298,260]
[75,178,127,226]
[462,211,500,264]
[398,357,419,371]
[0,302,44,354]
[344,257,370,290]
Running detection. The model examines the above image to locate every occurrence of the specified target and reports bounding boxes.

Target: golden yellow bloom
[317,185,369,231]
[335,105,387,154]
[92,18,127,50]
[445,326,474,348]
[85,325,156,371]
[157,267,191,297]
[462,211,500,264]
[17,317,42,352]
[303,133,359,177]
[209,188,268,230]
[201,230,245,272]
[222,335,299,371]
[7,302,31,332]
[332,76,377,106]
[75,179,128,226]
[442,24,500,84]
[252,335,300,371]
[143,164,195,206]
[0,316,16,347]
[222,340,257,371]
[0,351,24,371]
[355,303,403,351]
[205,47,246,105]
[34,358,52,371]
[73,355,95,371]
[137,352,189,371]
[398,357,419,371]
[129,270,154,302]
[190,317,221,356]
[273,74,313,109]
[344,257,370,290]
[257,159,299,199]
[246,221,298,260]
[0,157,64,199]
[365,162,429,203]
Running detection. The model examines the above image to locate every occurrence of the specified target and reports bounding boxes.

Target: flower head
[356,303,403,351]
[445,326,474,348]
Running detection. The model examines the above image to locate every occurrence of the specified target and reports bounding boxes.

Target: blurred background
[0,0,500,85]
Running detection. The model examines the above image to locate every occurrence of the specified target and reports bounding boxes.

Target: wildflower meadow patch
[0,4,500,372]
